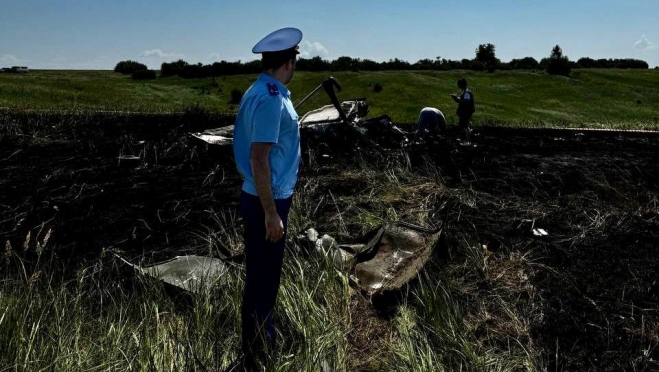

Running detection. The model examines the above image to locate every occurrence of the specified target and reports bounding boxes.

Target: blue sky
[1,0,658,70]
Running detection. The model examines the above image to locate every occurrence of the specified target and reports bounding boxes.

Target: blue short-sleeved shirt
[233,73,301,199]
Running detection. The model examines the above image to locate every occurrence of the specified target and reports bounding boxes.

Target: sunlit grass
[1,69,658,127]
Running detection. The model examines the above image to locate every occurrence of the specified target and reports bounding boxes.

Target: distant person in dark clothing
[451,78,475,146]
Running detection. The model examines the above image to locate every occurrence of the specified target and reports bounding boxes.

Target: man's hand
[250,142,284,243]
[265,210,284,242]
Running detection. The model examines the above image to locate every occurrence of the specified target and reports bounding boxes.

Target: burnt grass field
[1,110,658,371]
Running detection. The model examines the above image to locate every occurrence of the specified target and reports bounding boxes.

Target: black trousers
[239,191,293,357]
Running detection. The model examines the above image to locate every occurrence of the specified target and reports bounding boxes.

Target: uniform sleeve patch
[267,83,279,96]
[464,92,471,100]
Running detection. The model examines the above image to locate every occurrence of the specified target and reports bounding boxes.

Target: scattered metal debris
[116,155,140,161]
[115,254,229,293]
[532,228,549,236]
[189,132,233,145]
[117,221,442,303]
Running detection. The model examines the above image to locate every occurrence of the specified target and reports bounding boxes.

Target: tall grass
[0,249,244,371]
[1,248,542,371]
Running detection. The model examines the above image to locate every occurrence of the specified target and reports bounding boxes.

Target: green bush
[114,60,147,74]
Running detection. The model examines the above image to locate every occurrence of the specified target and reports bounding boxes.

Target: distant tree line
[159,59,262,78]
[573,57,650,69]
[114,44,650,80]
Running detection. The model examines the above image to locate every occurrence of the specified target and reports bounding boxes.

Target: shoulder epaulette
[267,83,279,96]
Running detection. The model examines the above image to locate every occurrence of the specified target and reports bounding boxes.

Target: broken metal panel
[189,133,233,145]
[296,222,442,297]
[349,223,442,296]
[116,254,229,293]
[299,104,343,124]
[300,99,369,126]
[190,125,234,145]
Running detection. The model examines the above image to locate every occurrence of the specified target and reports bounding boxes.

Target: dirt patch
[1,113,658,370]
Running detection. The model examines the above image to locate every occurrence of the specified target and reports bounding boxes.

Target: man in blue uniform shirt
[232,27,302,368]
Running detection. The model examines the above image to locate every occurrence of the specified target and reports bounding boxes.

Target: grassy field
[1,69,658,128]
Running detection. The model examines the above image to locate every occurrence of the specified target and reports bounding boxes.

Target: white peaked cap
[252,27,303,53]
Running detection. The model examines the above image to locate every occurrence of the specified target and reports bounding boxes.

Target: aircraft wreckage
[190,77,409,149]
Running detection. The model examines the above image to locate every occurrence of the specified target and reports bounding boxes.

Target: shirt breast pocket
[281,104,299,134]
